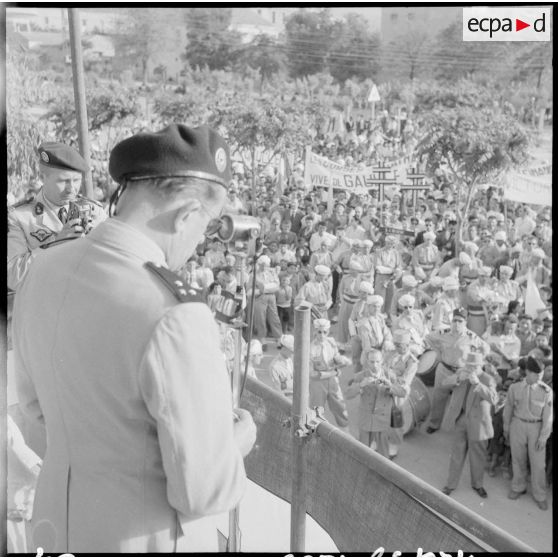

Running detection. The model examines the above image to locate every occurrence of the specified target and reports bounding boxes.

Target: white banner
[504,170,552,206]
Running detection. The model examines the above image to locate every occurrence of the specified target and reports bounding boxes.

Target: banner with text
[504,166,552,206]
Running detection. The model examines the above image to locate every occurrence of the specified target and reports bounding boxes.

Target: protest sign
[504,166,552,206]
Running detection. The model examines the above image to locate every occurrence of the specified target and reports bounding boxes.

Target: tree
[417,105,530,252]
[284,9,336,78]
[113,9,179,84]
[234,34,287,92]
[183,8,242,70]
[327,14,380,83]
[380,30,432,82]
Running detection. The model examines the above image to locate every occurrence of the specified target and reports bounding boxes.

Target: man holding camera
[12,124,256,553]
[8,142,106,291]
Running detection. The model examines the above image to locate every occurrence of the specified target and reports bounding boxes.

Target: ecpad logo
[463,7,551,42]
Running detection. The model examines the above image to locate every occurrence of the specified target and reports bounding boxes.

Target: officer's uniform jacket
[269,354,294,395]
[426,329,490,370]
[7,189,105,291]
[503,379,553,443]
[441,371,498,441]
[12,218,246,553]
[295,279,331,312]
[412,242,440,276]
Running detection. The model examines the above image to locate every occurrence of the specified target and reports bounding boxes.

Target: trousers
[251,294,282,339]
[427,363,455,429]
[309,376,349,427]
[510,417,548,502]
[446,414,488,490]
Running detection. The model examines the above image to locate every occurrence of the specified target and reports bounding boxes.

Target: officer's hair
[129,176,221,204]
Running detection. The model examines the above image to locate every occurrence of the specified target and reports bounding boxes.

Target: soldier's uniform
[294,265,332,319]
[425,310,490,431]
[336,267,364,344]
[431,293,458,333]
[248,260,282,340]
[412,240,440,280]
[8,143,106,291]
[309,320,351,427]
[374,242,402,312]
[503,363,553,507]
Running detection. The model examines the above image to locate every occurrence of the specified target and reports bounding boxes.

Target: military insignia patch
[40,151,50,163]
[34,202,44,216]
[30,228,54,243]
[215,148,227,173]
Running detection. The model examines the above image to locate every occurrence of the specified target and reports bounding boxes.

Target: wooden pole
[290,303,312,552]
[68,9,93,198]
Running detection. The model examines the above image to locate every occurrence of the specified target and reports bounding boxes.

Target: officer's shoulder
[145,262,204,304]
[536,381,552,394]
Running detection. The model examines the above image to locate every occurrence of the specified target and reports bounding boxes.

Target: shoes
[473,487,488,498]
[535,499,548,511]
[442,487,453,496]
[426,426,438,434]
[508,489,526,500]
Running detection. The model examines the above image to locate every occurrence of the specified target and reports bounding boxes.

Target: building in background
[381,6,461,43]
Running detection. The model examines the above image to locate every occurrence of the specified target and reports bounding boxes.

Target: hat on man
[494,230,507,242]
[531,248,546,260]
[368,295,384,306]
[429,276,444,288]
[313,318,331,331]
[358,281,374,294]
[398,294,416,307]
[38,142,89,173]
[458,252,472,266]
[478,266,492,276]
[525,356,542,374]
[314,264,331,276]
[401,274,418,288]
[453,308,467,321]
[279,334,295,352]
[393,329,411,344]
[423,231,436,241]
[462,241,479,255]
[465,351,484,368]
[258,255,271,267]
[109,123,231,186]
[244,339,263,358]
[443,276,460,291]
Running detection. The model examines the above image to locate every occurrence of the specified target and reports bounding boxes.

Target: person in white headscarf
[392,294,429,356]
[431,276,461,333]
[269,335,295,397]
[412,230,441,280]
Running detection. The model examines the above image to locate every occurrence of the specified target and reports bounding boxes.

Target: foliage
[327,14,380,83]
[234,34,287,90]
[183,8,243,70]
[380,30,433,82]
[284,9,338,78]
[417,104,531,248]
[112,8,179,83]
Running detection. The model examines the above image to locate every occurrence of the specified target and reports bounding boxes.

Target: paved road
[249,335,552,552]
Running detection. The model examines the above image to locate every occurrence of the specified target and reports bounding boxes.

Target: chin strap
[108,182,128,217]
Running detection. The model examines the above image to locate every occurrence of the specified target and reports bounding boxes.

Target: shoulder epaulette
[145,262,204,304]
[10,195,35,209]
[538,382,551,393]
[40,236,80,249]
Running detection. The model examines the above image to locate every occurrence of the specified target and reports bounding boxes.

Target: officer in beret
[8,142,106,291]
[12,124,256,553]
[503,356,553,510]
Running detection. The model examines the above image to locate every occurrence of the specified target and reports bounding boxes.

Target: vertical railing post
[290,303,312,552]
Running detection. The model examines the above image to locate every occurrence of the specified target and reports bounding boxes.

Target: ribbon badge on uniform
[34,202,44,216]
[30,228,54,242]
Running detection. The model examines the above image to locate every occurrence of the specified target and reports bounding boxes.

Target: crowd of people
[6,119,553,554]
[180,148,553,509]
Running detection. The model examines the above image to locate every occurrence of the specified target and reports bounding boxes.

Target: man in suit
[441,351,498,498]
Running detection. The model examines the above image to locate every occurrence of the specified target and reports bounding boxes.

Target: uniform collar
[87,218,167,267]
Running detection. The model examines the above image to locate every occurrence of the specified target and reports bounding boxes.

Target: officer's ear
[173,198,202,233]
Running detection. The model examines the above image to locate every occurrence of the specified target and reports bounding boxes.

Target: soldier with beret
[503,356,553,510]
[12,124,256,552]
[8,142,106,291]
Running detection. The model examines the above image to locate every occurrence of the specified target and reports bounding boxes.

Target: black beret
[453,308,468,321]
[109,123,231,187]
[525,356,542,374]
[38,142,89,173]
